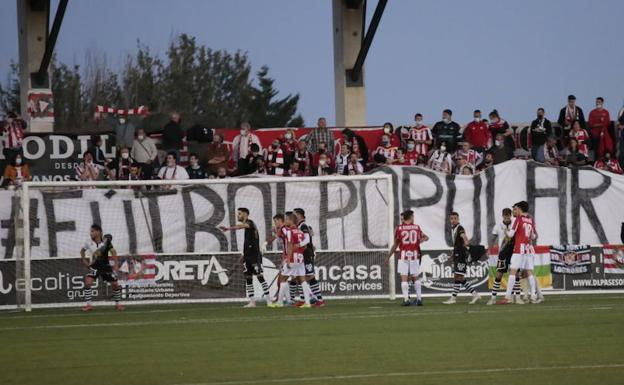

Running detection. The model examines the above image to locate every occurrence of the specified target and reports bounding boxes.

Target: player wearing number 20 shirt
[385,210,429,306]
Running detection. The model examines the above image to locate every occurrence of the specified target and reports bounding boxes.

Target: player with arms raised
[80,224,123,312]
[498,201,539,305]
[220,208,271,307]
[385,210,429,306]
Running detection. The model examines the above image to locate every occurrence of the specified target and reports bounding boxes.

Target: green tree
[248,66,304,128]
[0,62,21,114]
[51,61,83,130]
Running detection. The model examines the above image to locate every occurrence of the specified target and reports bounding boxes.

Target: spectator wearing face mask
[431,109,461,152]
[371,134,398,165]
[558,95,586,141]
[293,141,313,175]
[264,139,285,176]
[112,114,136,149]
[158,151,190,183]
[312,141,334,170]
[2,154,31,188]
[281,129,298,164]
[404,139,419,165]
[409,113,433,156]
[393,148,410,166]
[488,110,514,155]
[186,153,207,179]
[306,117,334,153]
[536,136,560,166]
[335,144,351,175]
[345,153,364,175]
[313,153,333,176]
[530,108,554,159]
[463,110,490,153]
[1,111,26,161]
[455,142,482,170]
[161,112,184,162]
[378,122,401,148]
[232,122,262,173]
[206,132,231,175]
[569,120,590,158]
[427,141,453,174]
[110,147,135,180]
[594,152,622,174]
[487,134,512,164]
[341,128,368,166]
[242,143,263,175]
[454,155,474,175]
[131,128,158,178]
[76,151,103,181]
[588,97,614,158]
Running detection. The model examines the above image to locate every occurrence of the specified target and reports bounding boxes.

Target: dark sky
[1,0,623,126]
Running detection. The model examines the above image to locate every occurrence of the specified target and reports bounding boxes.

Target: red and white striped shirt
[264,147,285,175]
[372,145,397,162]
[2,120,25,149]
[570,129,590,157]
[395,223,423,260]
[409,126,433,155]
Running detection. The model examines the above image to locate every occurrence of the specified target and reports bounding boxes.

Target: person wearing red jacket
[588,97,613,158]
[404,139,420,165]
[462,110,490,152]
[393,148,411,166]
[311,141,334,169]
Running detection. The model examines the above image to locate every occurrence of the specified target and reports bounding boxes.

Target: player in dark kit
[442,212,481,304]
[219,208,271,307]
[80,224,123,312]
[293,208,325,307]
[488,208,523,305]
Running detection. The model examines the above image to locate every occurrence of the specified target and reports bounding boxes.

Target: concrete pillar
[17,0,54,132]
[332,0,367,127]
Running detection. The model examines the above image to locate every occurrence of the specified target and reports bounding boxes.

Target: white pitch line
[1,303,623,332]
[172,363,624,385]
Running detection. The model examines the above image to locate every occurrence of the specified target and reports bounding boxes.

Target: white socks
[414,280,422,300]
[401,282,409,301]
[505,274,516,298]
[278,281,289,304]
[528,275,537,299]
[300,280,312,304]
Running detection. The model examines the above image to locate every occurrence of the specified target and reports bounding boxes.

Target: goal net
[3,174,394,311]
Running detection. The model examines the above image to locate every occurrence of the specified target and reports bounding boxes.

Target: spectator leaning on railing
[2,153,31,189]
[186,153,207,179]
[594,151,623,174]
[109,147,135,180]
[157,151,189,185]
[345,152,364,175]
[206,132,230,176]
[76,151,103,182]
[536,136,560,166]
[562,138,587,167]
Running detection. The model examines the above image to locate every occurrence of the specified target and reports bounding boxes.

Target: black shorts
[453,250,468,276]
[303,252,315,276]
[243,258,263,276]
[87,265,117,282]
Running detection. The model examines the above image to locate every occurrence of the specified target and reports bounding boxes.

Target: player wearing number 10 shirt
[385,210,429,306]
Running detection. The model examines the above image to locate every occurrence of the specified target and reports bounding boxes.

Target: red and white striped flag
[603,245,624,274]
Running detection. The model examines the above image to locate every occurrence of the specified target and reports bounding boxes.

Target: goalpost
[11,174,394,311]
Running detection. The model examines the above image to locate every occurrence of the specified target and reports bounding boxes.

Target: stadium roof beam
[34,0,68,87]
[333,0,386,127]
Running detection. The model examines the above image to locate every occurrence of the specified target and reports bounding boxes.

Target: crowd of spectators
[2,95,624,187]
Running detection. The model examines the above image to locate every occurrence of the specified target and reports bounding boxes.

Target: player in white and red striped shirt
[410,114,433,156]
[385,210,429,306]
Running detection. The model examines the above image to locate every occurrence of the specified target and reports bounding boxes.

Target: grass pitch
[1,294,623,385]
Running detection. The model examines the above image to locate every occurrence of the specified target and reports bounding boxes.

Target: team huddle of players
[219,207,325,308]
[386,201,545,306]
[78,201,545,311]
